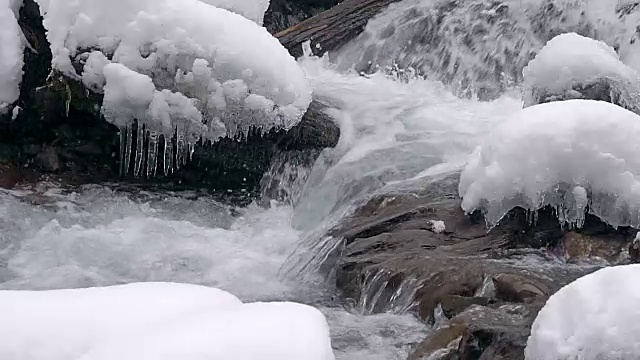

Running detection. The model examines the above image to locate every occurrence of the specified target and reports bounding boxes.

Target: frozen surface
[0,0,23,113]
[37,0,311,140]
[0,282,335,360]
[526,265,640,360]
[523,33,640,106]
[459,99,640,229]
[199,0,270,25]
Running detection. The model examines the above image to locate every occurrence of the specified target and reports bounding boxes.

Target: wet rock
[408,323,466,360]
[0,0,339,200]
[35,147,62,172]
[492,273,548,303]
[440,295,490,319]
[410,303,542,360]
[559,231,630,263]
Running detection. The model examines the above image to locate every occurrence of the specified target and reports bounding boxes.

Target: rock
[492,274,548,303]
[408,323,466,360]
[35,147,62,172]
[0,0,339,201]
[410,303,542,360]
[558,231,630,263]
[441,295,490,319]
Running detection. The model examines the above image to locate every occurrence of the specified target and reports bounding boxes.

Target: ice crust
[459,99,640,229]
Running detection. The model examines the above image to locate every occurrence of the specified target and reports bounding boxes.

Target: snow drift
[0,0,23,114]
[0,282,335,360]
[199,0,271,25]
[36,0,311,142]
[526,265,640,360]
[459,99,640,229]
[523,33,640,111]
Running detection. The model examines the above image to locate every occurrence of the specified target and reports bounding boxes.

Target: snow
[525,265,640,360]
[522,33,639,107]
[199,0,270,25]
[0,282,335,360]
[429,220,446,234]
[459,99,640,229]
[37,0,311,141]
[0,0,23,114]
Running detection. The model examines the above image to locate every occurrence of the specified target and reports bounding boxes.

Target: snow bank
[199,0,270,25]
[37,0,311,141]
[523,33,640,107]
[459,99,640,229]
[526,265,640,360]
[0,0,24,114]
[0,282,335,360]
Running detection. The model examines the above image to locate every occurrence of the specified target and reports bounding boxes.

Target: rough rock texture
[263,0,341,34]
[0,0,339,202]
[331,173,634,358]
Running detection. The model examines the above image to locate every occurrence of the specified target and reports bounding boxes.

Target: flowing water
[3,0,640,358]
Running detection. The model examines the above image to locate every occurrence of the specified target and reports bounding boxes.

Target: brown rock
[408,323,466,360]
[441,295,490,319]
[492,273,548,303]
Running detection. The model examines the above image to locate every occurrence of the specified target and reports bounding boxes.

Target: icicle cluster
[459,99,640,230]
[36,0,312,177]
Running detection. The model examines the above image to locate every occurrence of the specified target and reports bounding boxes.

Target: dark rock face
[263,0,340,34]
[0,0,340,201]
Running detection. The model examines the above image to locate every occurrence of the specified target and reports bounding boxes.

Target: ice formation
[522,33,640,108]
[36,0,311,175]
[0,282,335,360]
[526,265,640,360]
[199,0,270,25]
[0,0,24,114]
[459,99,640,229]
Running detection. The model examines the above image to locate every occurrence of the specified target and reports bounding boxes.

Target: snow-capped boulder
[523,33,640,114]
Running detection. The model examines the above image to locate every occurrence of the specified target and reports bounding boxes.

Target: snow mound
[0,0,24,114]
[526,265,640,360]
[199,0,270,25]
[523,33,640,109]
[0,282,335,360]
[459,99,640,229]
[37,0,311,141]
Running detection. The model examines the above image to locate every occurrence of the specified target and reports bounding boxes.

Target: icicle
[176,131,185,169]
[124,124,133,176]
[188,142,195,162]
[119,127,126,176]
[147,131,159,178]
[133,124,144,177]
[163,136,171,176]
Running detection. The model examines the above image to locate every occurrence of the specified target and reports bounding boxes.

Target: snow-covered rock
[0,282,335,360]
[0,0,24,114]
[199,0,270,25]
[459,99,640,229]
[523,33,640,113]
[36,0,311,142]
[526,265,640,360]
